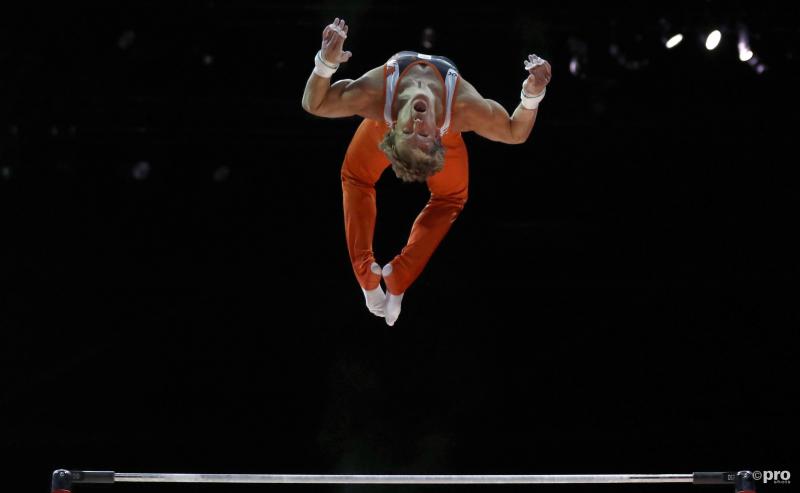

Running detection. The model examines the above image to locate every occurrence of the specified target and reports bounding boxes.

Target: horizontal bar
[112,473,697,484]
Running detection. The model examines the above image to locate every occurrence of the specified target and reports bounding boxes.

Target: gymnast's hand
[321,17,353,65]
[523,54,552,95]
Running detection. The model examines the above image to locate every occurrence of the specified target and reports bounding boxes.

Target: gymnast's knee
[341,167,371,188]
[432,191,468,210]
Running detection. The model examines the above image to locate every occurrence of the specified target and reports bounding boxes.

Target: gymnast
[302,17,552,326]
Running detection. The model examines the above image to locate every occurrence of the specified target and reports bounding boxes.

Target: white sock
[361,262,386,317]
[385,292,404,326]
[381,263,404,326]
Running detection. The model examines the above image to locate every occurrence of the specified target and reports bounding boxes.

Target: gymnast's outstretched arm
[301,17,382,119]
[459,55,552,144]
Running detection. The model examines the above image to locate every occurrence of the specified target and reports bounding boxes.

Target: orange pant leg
[384,131,469,295]
[341,119,391,290]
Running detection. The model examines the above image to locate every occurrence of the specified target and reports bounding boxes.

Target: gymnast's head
[379,94,445,183]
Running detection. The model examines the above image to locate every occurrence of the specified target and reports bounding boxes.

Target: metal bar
[112,473,696,484]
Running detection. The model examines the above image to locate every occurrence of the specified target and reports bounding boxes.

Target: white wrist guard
[520,80,546,110]
[313,50,339,78]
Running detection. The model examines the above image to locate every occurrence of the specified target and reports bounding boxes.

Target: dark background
[1,2,797,493]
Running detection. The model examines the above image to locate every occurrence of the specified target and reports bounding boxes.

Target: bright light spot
[706,30,722,50]
[738,41,754,62]
[666,34,683,49]
[569,57,579,75]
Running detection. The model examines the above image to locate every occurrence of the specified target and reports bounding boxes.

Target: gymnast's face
[394,93,440,156]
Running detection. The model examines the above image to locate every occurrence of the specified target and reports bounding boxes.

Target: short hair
[378,127,446,183]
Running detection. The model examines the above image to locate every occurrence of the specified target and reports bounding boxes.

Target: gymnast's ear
[379,127,399,155]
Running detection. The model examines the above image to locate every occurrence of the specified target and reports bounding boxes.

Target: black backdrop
[1,2,797,493]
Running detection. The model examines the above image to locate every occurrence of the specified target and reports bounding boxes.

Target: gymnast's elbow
[302,102,343,119]
[476,129,526,145]
[301,99,321,116]
[499,133,526,145]
[301,96,330,117]
[511,129,534,145]
[495,122,529,144]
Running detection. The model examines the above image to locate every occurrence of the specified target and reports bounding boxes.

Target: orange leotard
[341,51,469,295]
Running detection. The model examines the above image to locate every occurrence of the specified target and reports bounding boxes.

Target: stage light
[658,18,684,50]
[213,166,230,182]
[118,30,135,50]
[666,34,683,49]
[421,27,435,50]
[131,161,150,181]
[739,46,753,62]
[608,42,647,71]
[738,27,753,62]
[567,36,587,78]
[569,56,579,75]
[705,30,722,50]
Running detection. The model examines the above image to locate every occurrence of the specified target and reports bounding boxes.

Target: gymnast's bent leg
[382,132,469,326]
[341,118,391,316]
